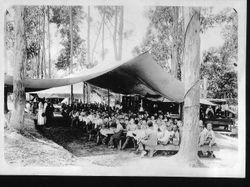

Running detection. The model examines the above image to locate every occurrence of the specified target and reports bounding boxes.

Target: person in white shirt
[121,119,138,150]
[198,122,216,158]
[37,101,46,130]
[198,120,208,146]
[169,124,180,146]
[158,125,174,145]
[204,123,216,146]
[108,120,124,148]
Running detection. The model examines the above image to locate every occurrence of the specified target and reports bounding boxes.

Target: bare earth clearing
[4,114,239,175]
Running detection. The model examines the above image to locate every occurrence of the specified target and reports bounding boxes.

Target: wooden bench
[145,144,220,155]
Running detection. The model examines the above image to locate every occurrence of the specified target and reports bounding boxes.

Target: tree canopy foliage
[200,8,237,102]
[132,7,184,78]
[50,6,86,70]
[133,7,238,101]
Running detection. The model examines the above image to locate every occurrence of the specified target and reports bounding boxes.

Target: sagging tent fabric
[29,82,116,99]
[200,98,217,106]
[4,53,185,102]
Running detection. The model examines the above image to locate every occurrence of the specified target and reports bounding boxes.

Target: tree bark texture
[9,6,26,130]
[42,6,46,78]
[47,6,51,78]
[176,7,201,167]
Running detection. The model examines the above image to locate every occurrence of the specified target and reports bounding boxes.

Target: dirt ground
[4,114,241,176]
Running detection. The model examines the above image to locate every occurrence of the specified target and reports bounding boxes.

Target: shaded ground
[4,115,76,166]
[4,113,240,173]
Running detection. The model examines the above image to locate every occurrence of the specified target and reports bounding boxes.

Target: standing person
[45,103,54,127]
[206,105,214,119]
[37,101,46,131]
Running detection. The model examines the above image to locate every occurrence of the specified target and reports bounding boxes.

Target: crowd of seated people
[58,102,216,157]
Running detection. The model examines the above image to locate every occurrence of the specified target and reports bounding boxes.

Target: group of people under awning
[30,99,215,158]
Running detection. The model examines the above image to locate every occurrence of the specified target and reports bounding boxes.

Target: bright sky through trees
[6,6,225,76]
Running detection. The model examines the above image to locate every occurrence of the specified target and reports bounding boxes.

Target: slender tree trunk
[113,7,118,60]
[86,6,91,104]
[91,11,104,65]
[176,7,202,167]
[69,6,74,104]
[102,11,105,61]
[42,6,46,78]
[47,6,51,78]
[171,7,178,78]
[4,11,8,74]
[117,6,124,101]
[117,6,124,61]
[87,6,90,65]
[9,6,26,130]
[38,12,43,79]
[82,82,85,104]
[37,13,41,79]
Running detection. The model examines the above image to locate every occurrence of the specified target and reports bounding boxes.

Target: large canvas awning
[4,53,185,102]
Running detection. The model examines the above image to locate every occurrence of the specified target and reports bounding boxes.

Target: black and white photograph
[0,0,246,177]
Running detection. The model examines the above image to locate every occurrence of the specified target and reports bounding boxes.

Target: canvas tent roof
[29,82,116,99]
[4,53,185,102]
[200,98,217,106]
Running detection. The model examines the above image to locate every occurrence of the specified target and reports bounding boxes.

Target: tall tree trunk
[37,13,41,79]
[42,6,46,78]
[47,6,51,78]
[87,6,90,65]
[117,6,124,61]
[69,6,74,104]
[91,10,104,65]
[176,7,202,167]
[9,6,26,130]
[36,55,39,78]
[4,10,8,74]
[86,6,91,104]
[171,7,178,78]
[113,7,118,60]
[38,12,43,79]
[102,11,105,61]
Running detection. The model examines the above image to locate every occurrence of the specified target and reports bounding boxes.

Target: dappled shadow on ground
[4,114,239,168]
[39,126,120,157]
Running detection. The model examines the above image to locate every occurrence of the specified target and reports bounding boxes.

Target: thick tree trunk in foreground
[176,7,202,167]
[9,6,26,130]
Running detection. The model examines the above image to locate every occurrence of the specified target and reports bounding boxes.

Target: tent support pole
[83,82,85,104]
[108,87,110,116]
[4,86,9,114]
